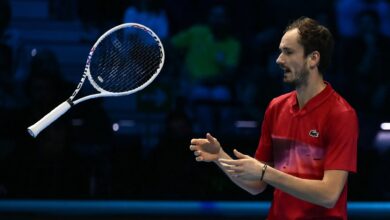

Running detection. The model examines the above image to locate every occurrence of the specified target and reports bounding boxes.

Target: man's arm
[190,133,268,195]
[219,154,348,208]
[264,168,348,208]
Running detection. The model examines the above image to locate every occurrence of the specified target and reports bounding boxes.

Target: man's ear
[309,51,320,69]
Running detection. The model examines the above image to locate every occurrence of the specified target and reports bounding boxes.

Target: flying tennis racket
[27,23,165,137]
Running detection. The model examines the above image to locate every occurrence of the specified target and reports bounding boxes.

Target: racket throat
[67,99,75,106]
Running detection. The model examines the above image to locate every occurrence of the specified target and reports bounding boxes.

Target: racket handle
[27,101,72,138]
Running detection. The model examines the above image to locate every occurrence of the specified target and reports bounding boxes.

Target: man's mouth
[282,67,291,74]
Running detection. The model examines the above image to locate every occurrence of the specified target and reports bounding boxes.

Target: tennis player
[190,17,358,219]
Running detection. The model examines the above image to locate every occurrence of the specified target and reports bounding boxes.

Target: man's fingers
[233,149,249,159]
[189,145,198,151]
[195,156,204,162]
[219,158,241,165]
[194,151,202,156]
[191,139,202,145]
[220,162,243,172]
[226,170,241,178]
[206,133,217,144]
[226,168,243,173]
[220,162,234,169]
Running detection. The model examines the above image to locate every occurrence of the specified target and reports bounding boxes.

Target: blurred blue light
[0,200,388,217]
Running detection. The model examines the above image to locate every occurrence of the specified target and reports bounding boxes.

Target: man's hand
[219,149,263,181]
[189,133,222,162]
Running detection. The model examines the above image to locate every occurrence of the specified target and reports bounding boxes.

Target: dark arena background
[0,0,390,219]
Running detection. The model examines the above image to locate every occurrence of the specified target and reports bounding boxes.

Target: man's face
[276,28,310,87]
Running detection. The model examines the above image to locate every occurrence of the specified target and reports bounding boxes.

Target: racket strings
[112,42,158,91]
[90,27,163,93]
[109,43,159,91]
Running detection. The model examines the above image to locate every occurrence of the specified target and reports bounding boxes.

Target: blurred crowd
[0,0,390,201]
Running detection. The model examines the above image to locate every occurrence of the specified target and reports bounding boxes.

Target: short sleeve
[323,109,358,172]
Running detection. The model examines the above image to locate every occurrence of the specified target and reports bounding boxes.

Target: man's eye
[279,49,293,55]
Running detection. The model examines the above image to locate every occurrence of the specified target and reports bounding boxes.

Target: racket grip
[27,101,72,138]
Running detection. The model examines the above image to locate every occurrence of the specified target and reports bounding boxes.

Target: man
[189,17,358,219]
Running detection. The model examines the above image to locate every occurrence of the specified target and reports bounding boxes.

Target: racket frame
[72,23,165,105]
[27,23,165,137]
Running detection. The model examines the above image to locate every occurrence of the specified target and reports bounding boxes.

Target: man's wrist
[213,148,225,162]
[260,163,268,181]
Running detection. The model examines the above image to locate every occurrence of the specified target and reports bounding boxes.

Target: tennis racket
[27,23,165,137]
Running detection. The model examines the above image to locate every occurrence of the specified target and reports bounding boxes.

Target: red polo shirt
[255,83,358,220]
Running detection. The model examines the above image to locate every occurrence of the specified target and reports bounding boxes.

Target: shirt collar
[289,81,334,115]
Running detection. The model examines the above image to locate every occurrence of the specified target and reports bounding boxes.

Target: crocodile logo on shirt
[309,129,319,138]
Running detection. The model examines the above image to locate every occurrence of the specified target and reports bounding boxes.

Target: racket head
[85,23,165,96]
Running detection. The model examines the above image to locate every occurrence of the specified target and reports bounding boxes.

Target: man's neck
[296,78,326,109]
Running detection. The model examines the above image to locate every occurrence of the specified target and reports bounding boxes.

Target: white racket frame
[27,23,165,137]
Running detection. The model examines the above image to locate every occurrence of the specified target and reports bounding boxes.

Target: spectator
[339,9,390,116]
[171,4,241,97]
[123,0,169,40]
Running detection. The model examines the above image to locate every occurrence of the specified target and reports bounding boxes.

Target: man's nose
[276,53,284,65]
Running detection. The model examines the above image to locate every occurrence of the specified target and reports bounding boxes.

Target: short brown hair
[284,17,334,74]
